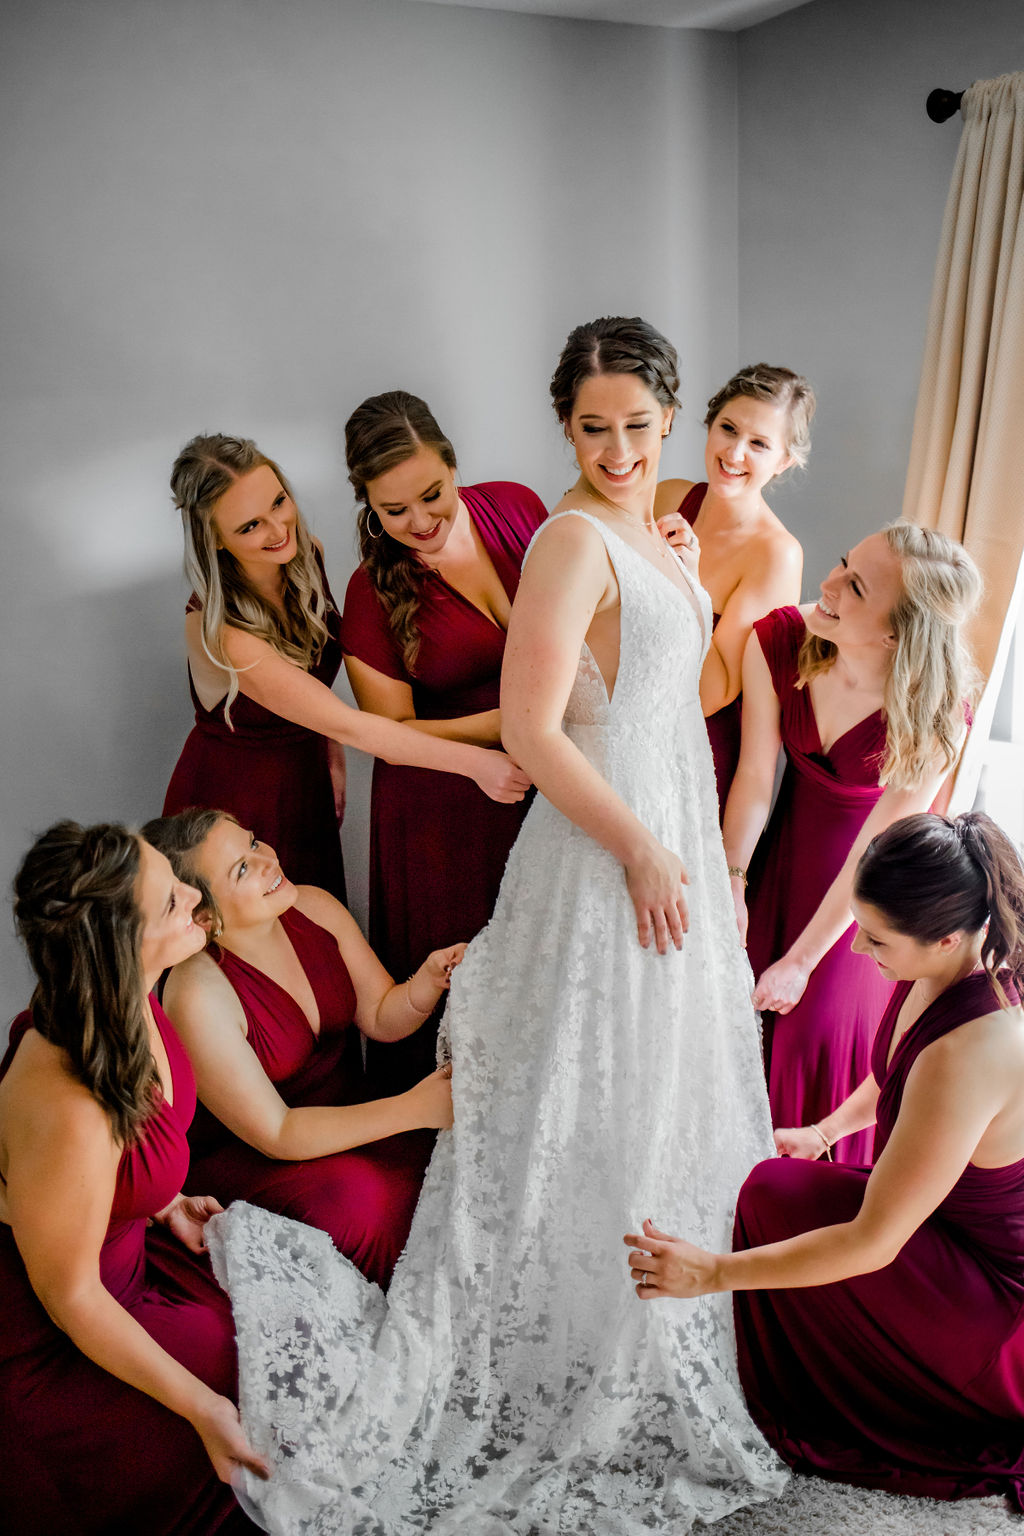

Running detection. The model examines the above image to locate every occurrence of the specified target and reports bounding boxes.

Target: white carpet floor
[700,1476,1021,1534]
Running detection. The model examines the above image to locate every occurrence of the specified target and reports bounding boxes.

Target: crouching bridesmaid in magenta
[626,811,1024,1508]
[145,809,461,1288]
[0,821,267,1536]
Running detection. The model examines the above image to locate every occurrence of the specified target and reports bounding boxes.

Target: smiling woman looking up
[162,433,531,907]
[339,393,546,1092]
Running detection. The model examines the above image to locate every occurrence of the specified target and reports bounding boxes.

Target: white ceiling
[407,0,817,31]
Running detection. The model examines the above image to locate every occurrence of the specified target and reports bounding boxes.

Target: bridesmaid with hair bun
[340,391,546,1091]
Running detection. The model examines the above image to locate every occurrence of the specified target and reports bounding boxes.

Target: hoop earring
[366,508,385,540]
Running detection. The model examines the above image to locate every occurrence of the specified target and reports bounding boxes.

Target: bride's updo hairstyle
[854,811,1024,1005]
[171,433,329,723]
[13,820,159,1144]
[704,364,816,472]
[799,521,981,791]
[345,390,459,675]
[550,316,681,426]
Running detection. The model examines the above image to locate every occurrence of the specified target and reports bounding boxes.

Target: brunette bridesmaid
[626,811,1024,1509]
[340,392,546,1090]
[656,364,810,812]
[163,434,530,901]
[147,809,461,1288]
[0,821,266,1534]
[723,522,979,1161]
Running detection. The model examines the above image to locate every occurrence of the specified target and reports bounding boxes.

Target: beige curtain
[902,72,1024,809]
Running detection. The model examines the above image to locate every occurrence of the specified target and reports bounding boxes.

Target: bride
[211,317,787,1533]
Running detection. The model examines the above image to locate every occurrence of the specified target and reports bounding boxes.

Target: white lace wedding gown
[210,512,787,1534]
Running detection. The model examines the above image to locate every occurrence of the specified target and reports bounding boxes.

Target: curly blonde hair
[798,521,981,790]
[171,434,329,724]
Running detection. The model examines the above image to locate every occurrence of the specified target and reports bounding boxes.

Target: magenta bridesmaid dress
[187,907,434,1287]
[340,481,546,1091]
[744,606,893,1163]
[0,1004,252,1535]
[733,972,1024,1507]
[675,482,741,813]
[163,552,346,901]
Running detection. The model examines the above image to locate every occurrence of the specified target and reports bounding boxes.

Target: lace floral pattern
[210,512,787,1533]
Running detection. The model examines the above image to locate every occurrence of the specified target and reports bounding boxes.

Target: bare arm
[721,632,783,939]
[5,1048,267,1482]
[627,1022,1005,1296]
[344,655,502,746]
[500,515,689,954]
[211,623,529,803]
[774,1072,880,1159]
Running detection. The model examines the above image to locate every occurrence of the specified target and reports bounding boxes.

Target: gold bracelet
[727,865,748,887]
[809,1123,834,1162]
[404,978,435,1016]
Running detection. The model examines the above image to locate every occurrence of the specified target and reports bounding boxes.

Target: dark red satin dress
[734,972,1024,1507]
[744,607,893,1163]
[163,559,346,900]
[340,482,546,1092]
[676,482,741,814]
[0,1004,252,1536]
[186,907,433,1287]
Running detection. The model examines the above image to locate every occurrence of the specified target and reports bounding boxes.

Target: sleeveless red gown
[164,556,346,900]
[187,907,434,1287]
[340,482,546,1091]
[0,1003,252,1534]
[734,972,1024,1506]
[744,607,893,1163]
[675,482,741,814]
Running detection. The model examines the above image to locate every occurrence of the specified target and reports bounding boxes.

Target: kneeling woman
[146,809,461,1288]
[0,821,267,1535]
[626,811,1024,1507]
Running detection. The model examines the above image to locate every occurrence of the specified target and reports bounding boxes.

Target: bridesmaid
[162,434,530,901]
[340,392,547,1090]
[656,364,810,811]
[146,809,462,1289]
[723,522,980,1162]
[626,811,1024,1509]
[0,820,267,1535]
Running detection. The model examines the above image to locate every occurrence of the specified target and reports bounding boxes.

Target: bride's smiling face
[567,373,673,507]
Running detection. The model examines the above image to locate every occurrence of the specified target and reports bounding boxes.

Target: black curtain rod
[927,88,964,122]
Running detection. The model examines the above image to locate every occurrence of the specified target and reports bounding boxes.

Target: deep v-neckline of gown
[803,666,884,759]
[221,913,324,1038]
[589,515,709,650]
[426,498,512,637]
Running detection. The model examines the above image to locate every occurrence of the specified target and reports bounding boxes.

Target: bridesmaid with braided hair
[339,392,546,1090]
[0,820,267,1534]
[627,810,1024,1508]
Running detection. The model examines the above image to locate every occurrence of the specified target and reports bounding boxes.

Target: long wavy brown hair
[798,522,981,790]
[13,821,160,1145]
[344,391,458,675]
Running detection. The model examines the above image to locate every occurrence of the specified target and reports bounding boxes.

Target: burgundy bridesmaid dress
[744,606,893,1164]
[733,972,1024,1507]
[675,482,741,813]
[163,554,346,901]
[187,907,434,1287]
[0,1004,252,1535]
[340,481,546,1091]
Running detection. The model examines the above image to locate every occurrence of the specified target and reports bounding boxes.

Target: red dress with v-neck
[340,482,546,1091]
[745,606,893,1163]
[0,1002,252,1535]
[186,907,433,1287]
[733,972,1024,1506]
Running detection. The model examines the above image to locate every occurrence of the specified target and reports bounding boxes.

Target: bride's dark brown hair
[345,391,458,676]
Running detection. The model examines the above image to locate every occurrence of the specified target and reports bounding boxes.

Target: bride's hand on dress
[623,1218,720,1300]
[623,840,689,953]
[773,1125,826,1160]
[470,748,532,804]
[191,1392,270,1483]
[752,953,810,1014]
[406,1065,455,1130]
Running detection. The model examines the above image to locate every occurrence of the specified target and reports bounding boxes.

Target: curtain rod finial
[927,88,964,123]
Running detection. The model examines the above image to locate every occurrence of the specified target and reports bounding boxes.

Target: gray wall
[0,0,737,1021]
[736,0,1024,588]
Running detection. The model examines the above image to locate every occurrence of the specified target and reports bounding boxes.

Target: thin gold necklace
[579,481,673,562]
